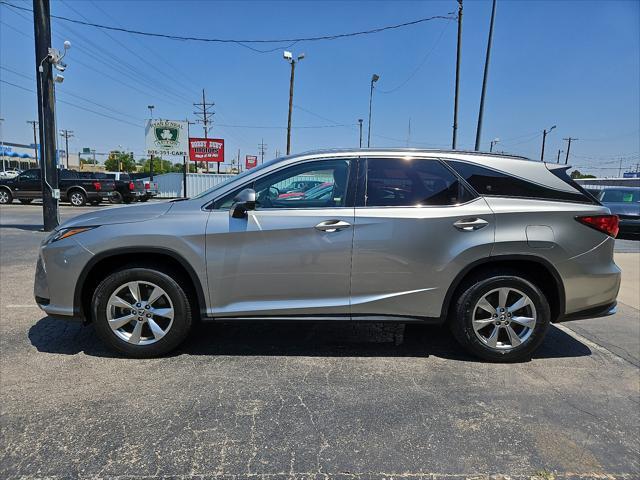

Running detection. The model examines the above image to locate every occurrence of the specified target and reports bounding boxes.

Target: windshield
[192,157,281,199]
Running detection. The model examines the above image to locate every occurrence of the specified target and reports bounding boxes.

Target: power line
[0,2,455,45]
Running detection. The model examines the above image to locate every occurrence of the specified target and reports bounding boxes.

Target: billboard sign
[189,138,224,163]
[245,155,258,169]
[145,119,188,156]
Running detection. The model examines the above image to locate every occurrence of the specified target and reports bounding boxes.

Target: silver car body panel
[34,148,620,324]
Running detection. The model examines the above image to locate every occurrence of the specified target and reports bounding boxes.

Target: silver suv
[34,149,621,361]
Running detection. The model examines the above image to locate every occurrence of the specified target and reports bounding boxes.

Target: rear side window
[365,158,474,207]
[446,160,592,204]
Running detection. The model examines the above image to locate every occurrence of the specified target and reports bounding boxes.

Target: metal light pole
[284,51,304,155]
[367,74,380,148]
[147,105,154,180]
[474,0,497,151]
[358,119,363,148]
[540,125,556,161]
[452,0,463,149]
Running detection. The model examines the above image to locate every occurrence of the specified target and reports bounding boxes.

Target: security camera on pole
[283,51,304,155]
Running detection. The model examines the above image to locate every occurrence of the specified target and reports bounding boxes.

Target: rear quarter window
[446,160,593,204]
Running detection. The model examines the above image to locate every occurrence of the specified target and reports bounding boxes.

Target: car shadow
[28,317,591,362]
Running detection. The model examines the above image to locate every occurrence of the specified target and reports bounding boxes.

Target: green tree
[570,169,596,179]
[139,156,175,174]
[105,151,137,172]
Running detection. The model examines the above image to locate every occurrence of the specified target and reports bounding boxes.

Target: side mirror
[230,188,256,218]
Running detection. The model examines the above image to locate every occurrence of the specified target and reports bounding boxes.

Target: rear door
[350,157,495,320]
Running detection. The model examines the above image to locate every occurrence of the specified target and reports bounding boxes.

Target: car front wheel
[0,189,12,204]
[92,267,193,358]
[450,273,550,362]
[68,190,87,207]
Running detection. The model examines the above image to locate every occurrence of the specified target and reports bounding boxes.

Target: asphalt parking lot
[1,202,639,480]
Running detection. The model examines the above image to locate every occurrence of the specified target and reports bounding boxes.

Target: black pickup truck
[0,168,116,206]
[102,172,146,204]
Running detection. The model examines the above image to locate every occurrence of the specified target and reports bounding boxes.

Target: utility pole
[490,138,499,152]
[59,129,73,168]
[33,0,59,231]
[563,137,577,164]
[0,118,5,172]
[540,125,556,162]
[147,105,154,180]
[618,157,624,178]
[258,139,267,164]
[556,149,563,163]
[367,74,380,147]
[27,120,39,165]
[406,118,411,147]
[452,0,463,149]
[283,51,304,155]
[193,89,215,172]
[358,119,363,148]
[474,0,497,151]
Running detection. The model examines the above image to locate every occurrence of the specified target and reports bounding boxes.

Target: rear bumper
[555,301,617,323]
[619,218,640,234]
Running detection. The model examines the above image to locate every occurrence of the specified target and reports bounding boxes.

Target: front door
[205,158,356,318]
[351,157,495,320]
[13,169,41,199]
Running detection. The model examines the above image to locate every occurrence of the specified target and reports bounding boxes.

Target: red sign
[245,155,258,169]
[189,138,224,162]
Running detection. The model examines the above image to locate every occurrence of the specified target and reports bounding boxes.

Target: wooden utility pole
[193,89,215,172]
[474,0,497,151]
[59,129,73,168]
[563,137,578,164]
[33,0,59,231]
[452,0,463,149]
[258,139,267,164]
[27,120,39,164]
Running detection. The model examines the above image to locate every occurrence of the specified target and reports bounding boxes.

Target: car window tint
[601,189,639,203]
[19,169,41,181]
[447,160,591,203]
[365,158,474,207]
[213,159,352,210]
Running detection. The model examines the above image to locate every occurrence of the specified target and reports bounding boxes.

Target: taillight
[144,182,150,190]
[93,181,101,191]
[128,181,135,191]
[576,215,619,237]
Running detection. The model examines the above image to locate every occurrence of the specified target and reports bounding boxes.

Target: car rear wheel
[450,273,550,362]
[0,189,12,204]
[69,190,87,207]
[109,191,123,204]
[92,267,192,358]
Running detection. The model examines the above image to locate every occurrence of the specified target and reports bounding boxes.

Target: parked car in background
[35,149,620,361]
[103,172,146,204]
[0,168,115,206]
[280,179,323,194]
[140,179,159,202]
[595,186,640,235]
[0,169,21,179]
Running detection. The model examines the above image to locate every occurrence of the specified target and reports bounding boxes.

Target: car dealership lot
[1,203,639,479]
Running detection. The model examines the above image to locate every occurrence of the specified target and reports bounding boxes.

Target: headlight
[46,226,98,244]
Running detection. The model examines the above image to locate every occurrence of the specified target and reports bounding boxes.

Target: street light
[490,138,500,152]
[540,125,556,161]
[367,74,380,148]
[147,105,155,180]
[283,51,305,155]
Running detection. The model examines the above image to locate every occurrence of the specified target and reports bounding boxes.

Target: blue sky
[1,0,639,175]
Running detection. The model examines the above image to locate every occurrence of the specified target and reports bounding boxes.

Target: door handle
[454,217,489,231]
[314,219,352,233]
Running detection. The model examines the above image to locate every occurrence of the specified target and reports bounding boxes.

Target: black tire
[139,197,149,202]
[68,189,87,207]
[122,196,133,204]
[90,200,100,206]
[92,267,192,358]
[19,199,33,204]
[0,188,13,204]
[449,272,550,362]
[109,192,123,204]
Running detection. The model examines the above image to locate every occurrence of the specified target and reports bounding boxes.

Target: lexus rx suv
[34,149,621,361]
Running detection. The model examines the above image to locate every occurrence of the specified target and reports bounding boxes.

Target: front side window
[364,158,473,207]
[213,159,352,209]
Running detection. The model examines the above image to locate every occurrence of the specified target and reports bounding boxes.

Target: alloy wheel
[70,193,84,206]
[472,287,537,350]
[106,281,174,345]
[0,191,8,203]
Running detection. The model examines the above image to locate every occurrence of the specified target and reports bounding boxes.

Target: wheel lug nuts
[146,314,151,318]
[136,303,141,307]
[145,305,150,309]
